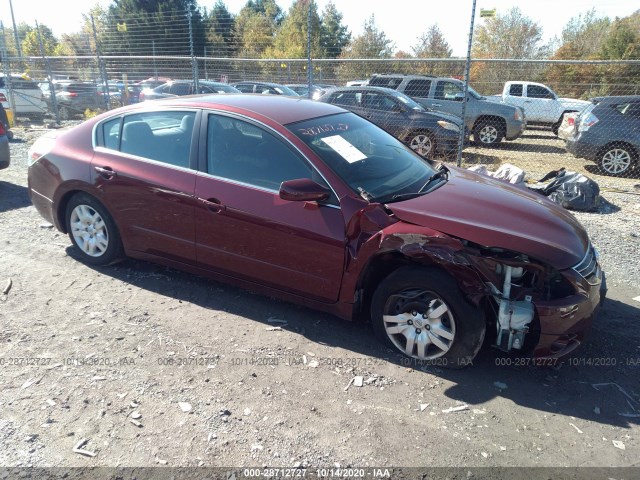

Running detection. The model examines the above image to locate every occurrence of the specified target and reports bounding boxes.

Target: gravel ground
[0,123,639,472]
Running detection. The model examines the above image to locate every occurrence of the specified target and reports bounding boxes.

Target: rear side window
[330,91,361,107]
[68,83,97,94]
[100,111,196,169]
[508,84,523,96]
[102,117,121,150]
[368,77,402,89]
[404,79,431,97]
[234,84,254,93]
[615,102,640,117]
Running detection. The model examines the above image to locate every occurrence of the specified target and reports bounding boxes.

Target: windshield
[275,85,299,96]
[467,85,482,99]
[287,112,438,202]
[388,90,425,111]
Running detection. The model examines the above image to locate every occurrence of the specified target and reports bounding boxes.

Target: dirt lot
[0,124,639,475]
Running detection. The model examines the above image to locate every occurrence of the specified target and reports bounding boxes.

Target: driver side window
[206,114,314,192]
[434,81,463,101]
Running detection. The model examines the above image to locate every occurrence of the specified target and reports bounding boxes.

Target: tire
[371,266,485,368]
[407,131,436,158]
[6,130,13,141]
[58,106,70,121]
[473,119,503,147]
[597,144,636,176]
[65,193,123,266]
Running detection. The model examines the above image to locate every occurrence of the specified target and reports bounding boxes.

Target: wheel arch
[353,247,487,324]
[473,115,506,135]
[596,141,639,161]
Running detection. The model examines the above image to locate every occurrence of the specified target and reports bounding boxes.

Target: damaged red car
[27,95,606,366]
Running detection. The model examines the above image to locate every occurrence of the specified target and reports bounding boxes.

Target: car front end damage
[351,222,606,361]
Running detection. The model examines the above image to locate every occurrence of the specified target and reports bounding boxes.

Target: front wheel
[371,266,485,368]
[65,193,123,265]
[473,120,502,147]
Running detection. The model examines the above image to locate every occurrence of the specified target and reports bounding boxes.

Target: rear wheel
[371,266,485,368]
[473,119,503,147]
[65,193,123,265]
[597,144,635,176]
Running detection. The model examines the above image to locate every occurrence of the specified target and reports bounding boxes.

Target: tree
[104,0,207,56]
[21,25,60,57]
[268,0,322,58]
[234,0,282,57]
[556,9,611,59]
[412,24,452,58]
[319,1,350,58]
[337,15,394,82]
[206,0,237,57]
[471,7,551,93]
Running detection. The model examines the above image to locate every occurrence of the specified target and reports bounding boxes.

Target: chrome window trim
[93,146,196,174]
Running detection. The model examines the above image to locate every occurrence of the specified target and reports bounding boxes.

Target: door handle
[199,197,226,213]
[94,166,116,179]
[524,100,532,103]
[431,103,442,107]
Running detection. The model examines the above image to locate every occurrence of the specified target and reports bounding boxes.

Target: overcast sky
[1,0,637,56]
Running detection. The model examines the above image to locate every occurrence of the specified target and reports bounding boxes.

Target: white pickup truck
[488,81,590,135]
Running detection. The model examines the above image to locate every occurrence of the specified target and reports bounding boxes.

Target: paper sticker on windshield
[321,135,367,163]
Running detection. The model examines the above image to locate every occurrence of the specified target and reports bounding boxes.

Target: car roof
[126,94,346,125]
[234,81,287,87]
[592,95,640,104]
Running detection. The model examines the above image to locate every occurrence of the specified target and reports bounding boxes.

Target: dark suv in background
[40,81,102,120]
[565,95,640,176]
[368,74,525,146]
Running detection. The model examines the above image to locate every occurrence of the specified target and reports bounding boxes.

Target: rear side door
[402,78,432,107]
[193,113,346,301]
[504,83,527,115]
[92,109,200,264]
[361,91,406,137]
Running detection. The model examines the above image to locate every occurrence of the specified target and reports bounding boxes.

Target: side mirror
[279,178,331,202]
[391,104,405,113]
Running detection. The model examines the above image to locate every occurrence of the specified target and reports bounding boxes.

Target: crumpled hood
[387,167,589,269]
[558,97,591,111]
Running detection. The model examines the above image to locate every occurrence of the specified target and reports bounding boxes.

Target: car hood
[413,109,463,127]
[386,167,589,269]
[558,98,591,110]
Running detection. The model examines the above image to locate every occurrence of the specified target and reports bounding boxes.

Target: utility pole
[9,0,22,60]
[456,0,478,167]
[306,1,312,98]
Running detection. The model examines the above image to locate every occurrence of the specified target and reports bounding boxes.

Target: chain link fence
[1,7,639,181]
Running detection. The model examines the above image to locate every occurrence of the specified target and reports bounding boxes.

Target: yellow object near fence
[6,108,14,129]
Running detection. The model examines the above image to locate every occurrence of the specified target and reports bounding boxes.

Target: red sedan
[27,95,606,367]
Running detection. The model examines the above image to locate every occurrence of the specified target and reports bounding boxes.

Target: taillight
[59,91,78,97]
[0,122,5,135]
[578,112,599,132]
[0,93,7,102]
[139,92,145,101]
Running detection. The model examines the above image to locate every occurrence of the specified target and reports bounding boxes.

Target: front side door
[430,80,464,118]
[92,109,199,263]
[525,84,556,122]
[361,91,406,137]
[194,113,346,301]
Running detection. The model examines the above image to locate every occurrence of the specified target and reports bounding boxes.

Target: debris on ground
[494,381,508,390]
[178,402,192,413]
[442,405,469,413]
[613,440,626,450]
[2,278,12,295]
[569,423,583,434]
[353,376,364,387]
[72,438,96,457]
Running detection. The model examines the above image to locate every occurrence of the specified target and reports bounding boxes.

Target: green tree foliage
[319,1,350,58]
[105,0,207,56]
[337,15,394,83]
[267,0,322,59]
[21,25,60,56]
[471,8,551,93]
[234,0,282,57]
[206,0,236,57]
[412,24,452,58]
